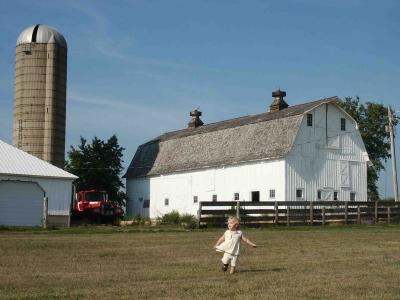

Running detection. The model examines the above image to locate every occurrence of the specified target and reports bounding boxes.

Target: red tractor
[72,190,124,223]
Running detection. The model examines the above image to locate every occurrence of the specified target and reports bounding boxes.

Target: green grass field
[1,225,400,299]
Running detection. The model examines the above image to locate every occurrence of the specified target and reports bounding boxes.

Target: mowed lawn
[1,225,400,299]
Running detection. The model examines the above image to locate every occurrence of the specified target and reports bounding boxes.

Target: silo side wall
[13,43,67,168]
[13,44,47,158]
[43,44,67,168]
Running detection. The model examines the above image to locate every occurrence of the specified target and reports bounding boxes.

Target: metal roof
[0,140,77,179]
[16,24,67,48]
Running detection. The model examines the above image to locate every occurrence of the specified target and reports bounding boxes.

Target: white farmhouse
[125,91,370,218]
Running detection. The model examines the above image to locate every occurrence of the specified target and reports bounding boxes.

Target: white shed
[125,92,370,219]
[0,140,77,227]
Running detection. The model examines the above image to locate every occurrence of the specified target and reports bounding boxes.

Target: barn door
[340,161,350,188]
[321,188,333,201]
[0,181,44,226]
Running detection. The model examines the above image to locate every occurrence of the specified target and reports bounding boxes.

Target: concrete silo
[13,24,67,168]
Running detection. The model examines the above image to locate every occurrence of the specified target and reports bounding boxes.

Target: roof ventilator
[188,109,204,128]
[270,89,289,112]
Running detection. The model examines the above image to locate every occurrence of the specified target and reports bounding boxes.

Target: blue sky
[0,0,399,197]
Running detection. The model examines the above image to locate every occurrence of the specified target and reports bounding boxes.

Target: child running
[214,216,257,274]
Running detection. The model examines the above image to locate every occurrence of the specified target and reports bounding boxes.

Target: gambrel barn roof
[125,96,341,178]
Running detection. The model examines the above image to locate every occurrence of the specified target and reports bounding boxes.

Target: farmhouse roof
[125,96,340,178]
[0,140,77,179]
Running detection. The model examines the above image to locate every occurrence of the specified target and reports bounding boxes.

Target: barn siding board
[0,175,72,216]
[285,103,368,202]
[127,159,285,218]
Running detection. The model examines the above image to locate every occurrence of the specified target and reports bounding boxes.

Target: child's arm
[241,234,257,247]
[214,234,225,248]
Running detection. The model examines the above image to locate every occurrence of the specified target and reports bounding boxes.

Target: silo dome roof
[16,24,67,48]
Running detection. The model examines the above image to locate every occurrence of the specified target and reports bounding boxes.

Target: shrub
[180,214,198,229]
[160,210,181,225]
[158,211,198,228]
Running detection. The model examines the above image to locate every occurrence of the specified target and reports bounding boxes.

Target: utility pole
[387,106,399,202]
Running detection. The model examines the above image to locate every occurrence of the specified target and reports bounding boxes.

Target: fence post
[344,201,348,225]
[42,196,48,229]
[236,201,240,219]
[310,201,314,226]
[197,202,202,229]
[388,207,391,224]
[274,200,279,225]
[357,205,361,225]
[322,207,326,225]
[374,201,378,224]
[286,206,290,227]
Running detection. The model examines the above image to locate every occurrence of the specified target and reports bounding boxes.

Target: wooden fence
[197,200,400,228]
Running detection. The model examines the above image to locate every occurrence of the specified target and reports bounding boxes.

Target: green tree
[340,97,397,200]
[65,135,126,205]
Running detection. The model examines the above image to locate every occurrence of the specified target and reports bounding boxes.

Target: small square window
[269,189,275,199]
[307,114,313,126]
[212,194,217,202]
[193,196,198,203]
[234,193,239,201]
[333,191,338,200]
[296,189,303,198]
[164,198,169,206]
[317,190,322,200]
[341,118,346,131]
[143,199,150,208]
[138,197,143,202]
[350,192,356,201]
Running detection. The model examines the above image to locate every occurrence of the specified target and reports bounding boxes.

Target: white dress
[216,230,242,256]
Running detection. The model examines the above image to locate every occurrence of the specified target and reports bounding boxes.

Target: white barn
[125,91,370,219]
[0,140,77,227]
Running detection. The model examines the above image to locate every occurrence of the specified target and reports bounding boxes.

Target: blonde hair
[228,216,240,229]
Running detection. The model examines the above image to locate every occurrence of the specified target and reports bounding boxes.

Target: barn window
[143,199,150,208]
[164,198,169,206]
[193,196,198,203]
[317,190,322,200]
[269,189,275,199]
[350,192,356,201]
[296,189,303,198]
[252,191,260,202]
[341,118,346,131]
[333,191,338,200]
[307,114,313,126]
[212,194,217,202]
[234,193,239,201]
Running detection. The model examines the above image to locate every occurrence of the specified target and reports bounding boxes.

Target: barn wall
[126,159,285,218]
[0,175,73,217]
[126,178,150,218]
[286,103,368,201]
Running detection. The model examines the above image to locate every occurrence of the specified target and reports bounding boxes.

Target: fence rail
[197,200,400,227]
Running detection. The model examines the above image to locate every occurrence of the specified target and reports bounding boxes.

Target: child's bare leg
[230,256,238,274]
